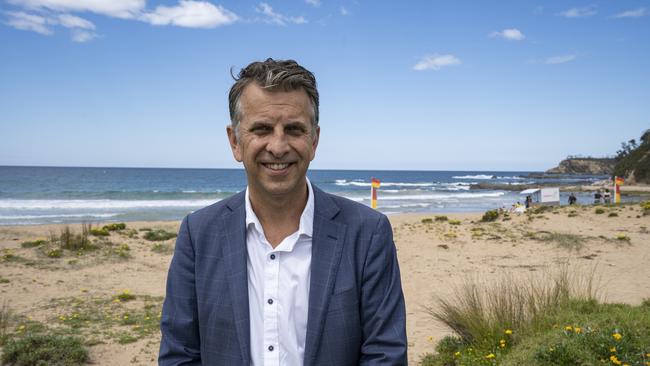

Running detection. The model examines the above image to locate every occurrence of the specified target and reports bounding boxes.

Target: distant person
[594,190,602,204]
[568,193,577,205]
[525,195,532,209]
[603,189,611,204]
[159,58,407,365]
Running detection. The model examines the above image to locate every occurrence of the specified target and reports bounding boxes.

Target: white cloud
[71,29,97,42]
[141,0,238,28]
[7,0,145,19]
[490,28,525,41]
[256,2,307,25]
[413,54,461,71]
[57,14,95,29]
[545,54,576,64]
[613,8,647,18]
[340,6,349,16]
[305,0,320,7]
[558,5,597,18]
[4,11,52,35]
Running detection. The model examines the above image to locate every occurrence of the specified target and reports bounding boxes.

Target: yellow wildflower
[564,325,573,331]
[486,353,496,359]
[612,333,622,341]
[454,351,461,357]
[18,325,25,331]
[504,329,513,335]
[427,336,433,342]
[610,355,622,365]
[574,327,581,334]
[112,298,121,303]
[610,347,616,352]
[59,315,65,321]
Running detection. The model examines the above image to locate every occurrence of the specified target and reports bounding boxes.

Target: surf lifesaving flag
[615,176,624,204]
[371,178,381,209]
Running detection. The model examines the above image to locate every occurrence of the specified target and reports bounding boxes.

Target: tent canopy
[520,188,540,194]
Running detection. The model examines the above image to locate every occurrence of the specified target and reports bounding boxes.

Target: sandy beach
[1,202,648,365]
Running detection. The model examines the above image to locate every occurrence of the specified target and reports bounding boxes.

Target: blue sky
[1,0,648,171]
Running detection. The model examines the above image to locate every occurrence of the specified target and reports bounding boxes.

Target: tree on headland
[612,129,650,184]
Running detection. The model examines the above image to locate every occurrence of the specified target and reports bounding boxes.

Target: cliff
[613,141,650,184]
[546,158,616,175]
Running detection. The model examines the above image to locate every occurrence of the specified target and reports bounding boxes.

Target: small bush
[608,212,618,217]
[112,243,131,258]
[616,233,631,242]
[435,215,448,222]
[449,219,461,225]
[151,243,173,254]
[595,208,605,214]
[47,248,62,258]
[568,211,578,218]
[481,210,499,222]
[0,276,9,284]
[1,302,11,346]
[1,334,88,366]
[116,289,136,302]
[21,239,46,248]
[421,218,433,224]
[58,225,96,251]
[90,228,109,236]
[530,231,586,251]
[532,205,553,214]
[102,223,126,231]
[143,229,177,241]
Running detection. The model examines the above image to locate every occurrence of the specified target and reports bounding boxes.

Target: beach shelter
[520,188,560,205]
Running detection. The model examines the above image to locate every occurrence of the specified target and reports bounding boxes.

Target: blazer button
[268,345,274,351]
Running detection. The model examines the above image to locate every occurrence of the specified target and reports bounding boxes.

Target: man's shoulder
[185,190,245,228]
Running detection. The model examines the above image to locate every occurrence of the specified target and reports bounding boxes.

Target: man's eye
[251,126,271,134]
[286,126,306,135]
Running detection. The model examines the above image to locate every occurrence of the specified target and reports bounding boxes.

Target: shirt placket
[263,240,280,366]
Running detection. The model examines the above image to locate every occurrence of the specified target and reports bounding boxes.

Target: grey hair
[228,58,319,139]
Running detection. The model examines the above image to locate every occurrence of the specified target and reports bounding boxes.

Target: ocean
[0,166,617,225]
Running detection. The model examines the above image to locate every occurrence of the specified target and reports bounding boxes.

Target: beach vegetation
[608,212,618,217]
[615,234,631,243]
[0,276,9,284]
[21,239,46,248]
[102,223,126,231]
[449,219,461,225]
[47,248,62,258]
[57,225,97,251]
[121,228,139,238]
[151,242,173,254]
[421,218,433,224]
[531,205,553,214]
[139,227,152,232]
[481,210,499,222]
[111,243,131,258]
[143,229,177,241]
[567,211,578,218]
[1,302,11,345]
[528,231,586,251]
[435,215,448,222]
[641,201,650,215]
[115,289,136,302]
[90,227,110,236]
[419,268,650,366]
[613,129,650,184]
[595,208,605,214]
[1,334,88,366]
[1,249,29,264]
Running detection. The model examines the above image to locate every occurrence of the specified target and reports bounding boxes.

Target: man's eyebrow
[247,121,272,130]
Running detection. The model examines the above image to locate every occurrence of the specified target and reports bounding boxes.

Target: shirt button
[267,298,273,305]
[268,345,274,351]
[270,254,276,260]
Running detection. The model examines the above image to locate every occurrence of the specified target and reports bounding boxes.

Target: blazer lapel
[222,192,251,365]
[304,187,347,364]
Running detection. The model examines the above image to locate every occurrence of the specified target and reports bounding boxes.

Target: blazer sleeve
[359,214,408,365]
[159,216,202,365]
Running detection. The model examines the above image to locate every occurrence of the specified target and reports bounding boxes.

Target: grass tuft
[481,210,499,222]
[1,334,88,366]
[528,231,586,251]
[143,229,177,241]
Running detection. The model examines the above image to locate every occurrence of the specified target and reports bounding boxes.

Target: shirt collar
[245,177,315,240]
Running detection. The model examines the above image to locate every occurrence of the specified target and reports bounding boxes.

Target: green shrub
[102,223,126,231]
[1,334,88,366]
[435,215,448,222]
[608,212,618,217]
[115,289,136,302]
[89,228,109,236]
[0,276,9,284]
[58,225,96,251]
[421,218,433,224]
[21,240,46,248]
[112,244,131,258]
[568,211,578,217]
[532,205,553,214]
[47,248,62,258]
[481,210,499,222]
[449,219,461,225]
[530,231,586,251]
[151,243,173,254]
[143,229,177,241]
[595,208,605,214]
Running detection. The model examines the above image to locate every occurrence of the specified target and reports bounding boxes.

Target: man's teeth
[265,163,289,170]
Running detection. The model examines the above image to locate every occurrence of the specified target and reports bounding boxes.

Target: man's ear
[226,125,242,162]
[310,126,320,161]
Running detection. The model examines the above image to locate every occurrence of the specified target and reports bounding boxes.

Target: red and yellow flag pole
[371,178,381,209]
[614,176,624,204]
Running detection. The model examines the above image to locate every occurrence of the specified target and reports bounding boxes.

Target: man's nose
[266,129,290,157]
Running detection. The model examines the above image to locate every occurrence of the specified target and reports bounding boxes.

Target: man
[159,59,407,365]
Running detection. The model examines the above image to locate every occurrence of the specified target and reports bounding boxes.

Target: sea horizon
[0,166,621,225]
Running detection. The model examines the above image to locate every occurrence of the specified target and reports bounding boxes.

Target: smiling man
[159,59,407,365]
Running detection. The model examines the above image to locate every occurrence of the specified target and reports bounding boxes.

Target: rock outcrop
[546,158,616,175]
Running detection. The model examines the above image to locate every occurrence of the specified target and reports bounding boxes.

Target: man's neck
[248,181,309,247]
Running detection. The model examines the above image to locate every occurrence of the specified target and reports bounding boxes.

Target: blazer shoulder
[185,190,245,230]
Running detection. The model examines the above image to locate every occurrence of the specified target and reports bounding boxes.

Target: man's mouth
[263,163,292,171]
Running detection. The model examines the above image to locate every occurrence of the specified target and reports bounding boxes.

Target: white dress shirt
[245,179,314,366]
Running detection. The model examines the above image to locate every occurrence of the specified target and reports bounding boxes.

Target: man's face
[227,83,319,200]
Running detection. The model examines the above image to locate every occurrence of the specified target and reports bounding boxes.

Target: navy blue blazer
[159,185,407,365]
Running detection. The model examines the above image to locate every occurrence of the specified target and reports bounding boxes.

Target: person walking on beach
[568,193,577,205]
[525,195,532,209]
[159,58,408,365]
[603,189,612,204]
[594,190,602,204]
